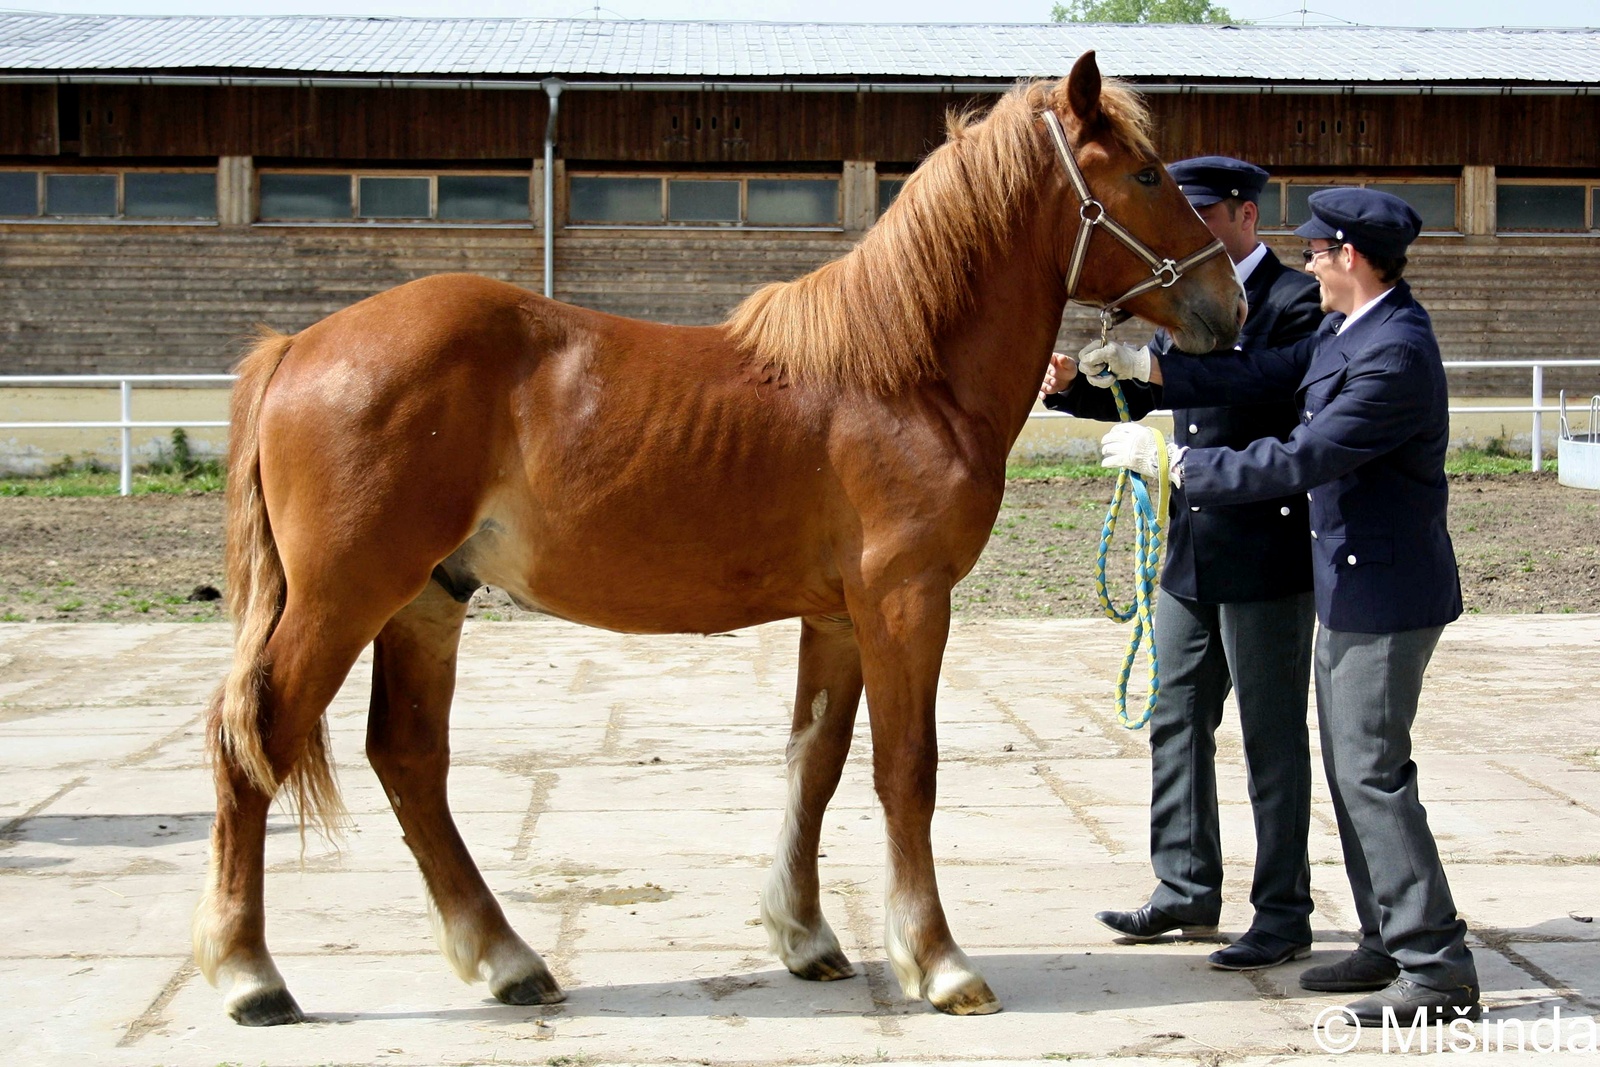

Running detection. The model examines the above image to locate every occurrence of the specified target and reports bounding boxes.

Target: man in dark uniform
[1040,157,1324,972]
[1089,187,1480,1024]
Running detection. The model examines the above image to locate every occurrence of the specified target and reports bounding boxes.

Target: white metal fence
[0,374,233,496]
[1029,359,1600,476]
[2,361,1599,495]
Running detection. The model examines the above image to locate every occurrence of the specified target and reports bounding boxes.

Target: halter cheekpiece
[1041,109,1228,338]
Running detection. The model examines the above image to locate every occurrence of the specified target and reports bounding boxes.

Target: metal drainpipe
[541,78,563,300]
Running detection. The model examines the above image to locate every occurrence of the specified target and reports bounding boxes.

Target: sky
[1,0,1595,27]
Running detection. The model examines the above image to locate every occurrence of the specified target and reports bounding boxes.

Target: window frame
[877,173,912,217]
[1493,178,1600,236]
[253,167,535,227]
[565,170,844,231]
[0,165,219,225]
[1256,176,1462,236]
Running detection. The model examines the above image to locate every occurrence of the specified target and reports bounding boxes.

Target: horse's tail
[208,327,344,839]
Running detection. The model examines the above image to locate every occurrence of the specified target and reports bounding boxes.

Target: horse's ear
[1066,51,1103,126]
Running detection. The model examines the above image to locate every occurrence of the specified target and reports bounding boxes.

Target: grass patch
[0,467,224,497]
[0,429,225,496]
[1446,448,1535,475]
[1007,460,1116,480]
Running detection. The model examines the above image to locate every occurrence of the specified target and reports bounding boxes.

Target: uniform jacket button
[1190,505,1200,512]
[1311,530,1319,539]
[1188,423,1199,434]
[1346,554,1358,565]
[1307,492,1313,500]
[1280,506,1291,516]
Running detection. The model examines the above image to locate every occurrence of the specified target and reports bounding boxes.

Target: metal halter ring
[1155,261,1181,288]
[1079,200,1106,224]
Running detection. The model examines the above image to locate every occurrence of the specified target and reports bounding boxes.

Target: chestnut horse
[194,51,1243,1025]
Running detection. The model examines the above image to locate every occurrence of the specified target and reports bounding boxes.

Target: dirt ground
[0,473,1594,623]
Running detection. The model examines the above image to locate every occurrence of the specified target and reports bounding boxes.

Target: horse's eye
[1136,168,1160,187]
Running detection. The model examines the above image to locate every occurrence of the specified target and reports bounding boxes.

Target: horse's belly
[443,510,841,634]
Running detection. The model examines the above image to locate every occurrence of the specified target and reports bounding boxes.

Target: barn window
[1263,178,1459,233]
[570,176,661,223]
[358,176,431,219]
[0,172,40,216]
[668,179,739,222]
[258,171,531,224]
[124,173,216,218]
[1255,181,1282,229]
[1496,183,1588,233]
[746,179,837,225]
[567,173,842,229]
[438,176,529,221]
[46,174,117,216]
[260,174,350,219]
[877,177,908,215]
[1285,183,1351,227]
[0,169,216,221]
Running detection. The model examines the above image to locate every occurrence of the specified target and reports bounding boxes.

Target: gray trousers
[1316,626,1478,992]
[1146,588,1317,942]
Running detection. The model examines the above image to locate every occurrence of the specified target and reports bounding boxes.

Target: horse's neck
[936,241,1069,459]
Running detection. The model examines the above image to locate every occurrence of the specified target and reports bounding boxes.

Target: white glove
[1077,339,1151,388]
[1100,424,1183,487]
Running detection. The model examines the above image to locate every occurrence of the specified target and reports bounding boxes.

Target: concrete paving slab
[2,615,1597,1066]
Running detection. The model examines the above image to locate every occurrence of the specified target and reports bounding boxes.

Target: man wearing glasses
[1039,157,1323,974]
[1082,187,1480,1025]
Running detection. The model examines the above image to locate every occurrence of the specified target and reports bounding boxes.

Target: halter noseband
[1041,109,1228,336]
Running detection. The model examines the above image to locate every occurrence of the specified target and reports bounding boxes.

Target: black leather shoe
[1208,929,1312,971]
[1094,904,1218,942]
[1300,947,1401,992]
[1346,978,1481,1025]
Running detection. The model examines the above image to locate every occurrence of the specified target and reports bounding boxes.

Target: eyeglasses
[1301,245,1343,264]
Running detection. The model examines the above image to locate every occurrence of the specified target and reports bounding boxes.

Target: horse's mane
[724,76,1154,394]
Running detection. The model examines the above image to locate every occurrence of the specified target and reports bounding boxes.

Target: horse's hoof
[228,987,306,1026]
[492,971,566,1006]
[928,975,1002,1016]
[789,946,856,982]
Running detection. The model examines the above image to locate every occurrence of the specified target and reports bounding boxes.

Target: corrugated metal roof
[1,16,1598,84]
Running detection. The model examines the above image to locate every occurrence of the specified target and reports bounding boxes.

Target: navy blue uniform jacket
[1158,280,1462,634]
[1044,248,1323,603]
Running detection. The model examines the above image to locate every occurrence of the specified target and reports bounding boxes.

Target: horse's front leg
[763,613,864,981]
[851,575,1000,1015]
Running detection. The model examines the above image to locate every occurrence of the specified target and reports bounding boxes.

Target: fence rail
[3,362,1600,495]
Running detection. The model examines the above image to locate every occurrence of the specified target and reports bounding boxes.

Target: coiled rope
[1093,380,1170,729]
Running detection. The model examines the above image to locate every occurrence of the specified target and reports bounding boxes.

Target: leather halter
[1042,110,1228,334]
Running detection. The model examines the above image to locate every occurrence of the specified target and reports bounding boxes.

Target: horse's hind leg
[366,580,562,1006]
[195,603,377,1026]
[763,613,863,982]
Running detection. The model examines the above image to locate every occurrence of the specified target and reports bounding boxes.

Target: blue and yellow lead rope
[1093,380,1170,729]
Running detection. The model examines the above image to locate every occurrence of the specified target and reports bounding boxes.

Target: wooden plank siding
[1143,93,1600,171]
[3,85,1596,169]
[67,86,549,160]
[0,85,58,156]
[1,225,1596,396]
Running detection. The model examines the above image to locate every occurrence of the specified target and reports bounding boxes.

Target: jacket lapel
[1236,249,1283,348]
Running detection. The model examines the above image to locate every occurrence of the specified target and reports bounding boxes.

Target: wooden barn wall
[0,85,58,155]
[62,86,549,160]
[1,225,1597,397]
[3,85,1596,168]
[1144,94,1600,171]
